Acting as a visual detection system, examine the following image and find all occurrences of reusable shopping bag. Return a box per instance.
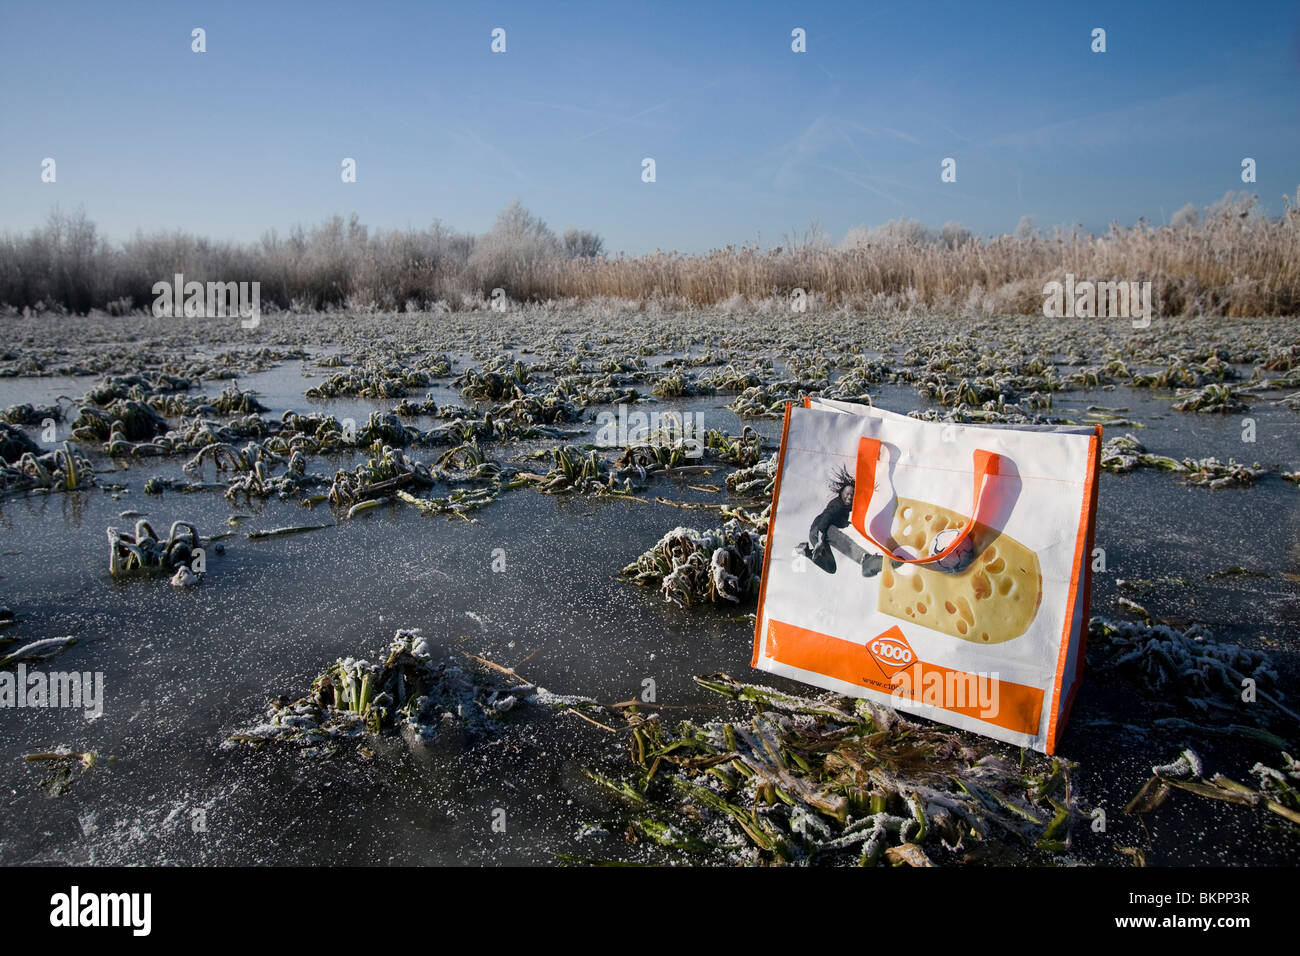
[751,397,1101,753]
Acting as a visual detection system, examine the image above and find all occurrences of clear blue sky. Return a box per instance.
[1,0,1297,253]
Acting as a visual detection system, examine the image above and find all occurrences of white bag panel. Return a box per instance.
[755,401,1098,752]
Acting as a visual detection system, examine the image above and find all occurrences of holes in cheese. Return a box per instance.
[955,596,973,624]
[875,496,1042,643]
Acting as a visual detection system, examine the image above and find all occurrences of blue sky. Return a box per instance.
[1,0,1297,253]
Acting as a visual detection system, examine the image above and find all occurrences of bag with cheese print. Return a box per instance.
[750,397,1101,754]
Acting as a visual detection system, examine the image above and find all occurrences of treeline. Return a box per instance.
[2,191,1297,317]
[0,201,603,315]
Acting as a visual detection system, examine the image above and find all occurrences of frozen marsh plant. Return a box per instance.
[3,190,1298,316]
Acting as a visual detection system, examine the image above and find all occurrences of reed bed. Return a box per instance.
[2,190,1297,317]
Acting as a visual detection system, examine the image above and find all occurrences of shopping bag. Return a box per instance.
[751,397,1101,753]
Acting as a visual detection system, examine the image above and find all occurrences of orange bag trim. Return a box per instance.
[850,438,1001,566]
[750,401,794,667]
[764,619,1044,736]
[1044,427,1101,753]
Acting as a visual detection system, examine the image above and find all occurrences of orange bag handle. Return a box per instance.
[849,436,1002,565]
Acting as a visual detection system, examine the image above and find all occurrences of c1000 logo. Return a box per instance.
[870,637,914,665]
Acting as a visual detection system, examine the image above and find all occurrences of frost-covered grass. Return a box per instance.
[5,190,1299,316]
[591,675,1078,866]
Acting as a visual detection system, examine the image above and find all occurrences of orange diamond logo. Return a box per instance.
[866,626,917,677]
